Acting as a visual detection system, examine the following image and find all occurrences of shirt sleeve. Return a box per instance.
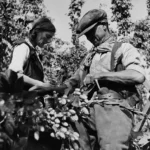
[120,43,145,76]
[9,44,30,73]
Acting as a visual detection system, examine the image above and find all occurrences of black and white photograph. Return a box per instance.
[0,0,150,150]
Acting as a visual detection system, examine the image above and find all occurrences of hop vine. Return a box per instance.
[111,0,133,36]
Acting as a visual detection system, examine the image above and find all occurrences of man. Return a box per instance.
[30,9,145,150]
[63,9,145,150]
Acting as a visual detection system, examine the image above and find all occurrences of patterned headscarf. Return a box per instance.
[30,16,56,33]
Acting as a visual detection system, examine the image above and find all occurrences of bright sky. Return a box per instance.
[44,0,147,44]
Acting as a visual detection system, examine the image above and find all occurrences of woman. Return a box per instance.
[9,16,62,150]
[9,16,55,90]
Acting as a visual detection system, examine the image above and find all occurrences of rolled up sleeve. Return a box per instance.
[121,43,145,76]
[9,44,30,73]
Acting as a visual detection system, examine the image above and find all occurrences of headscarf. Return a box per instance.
[30,16,56,33]
[83,35,116,68]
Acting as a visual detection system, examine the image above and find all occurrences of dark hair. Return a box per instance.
[29,16,56,41]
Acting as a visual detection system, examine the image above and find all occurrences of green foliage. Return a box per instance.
[111,0,133,36]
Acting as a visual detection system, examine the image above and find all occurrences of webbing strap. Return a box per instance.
[111,41,122,71]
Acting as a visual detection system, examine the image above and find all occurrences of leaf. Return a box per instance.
[4,114,15,136]
[5,122,14,136]
[0,72,10,93]
[5,69,18,91]
[52,125,57,132]
[81,107,89,115]
[13,137,28,150]
[34,131,39,141]
[0,93,11,101]
[13,76,24,93]
[50,132,55,138]
[40,126,45,132]
[70,115,78,122]
[22,91,38,104]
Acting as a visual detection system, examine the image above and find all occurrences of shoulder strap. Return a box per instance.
[111,41,122,71]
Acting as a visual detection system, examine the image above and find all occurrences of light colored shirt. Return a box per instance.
[9,39,43,73]
[66,40,146,88]
[90,43,145,76]
[9,43,30,73]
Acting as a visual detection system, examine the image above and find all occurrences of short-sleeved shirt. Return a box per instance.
[90,42,145,77]
[66,36,145,88]
[9,39,43,74]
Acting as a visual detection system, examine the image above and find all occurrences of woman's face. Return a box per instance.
[36,31,54,48]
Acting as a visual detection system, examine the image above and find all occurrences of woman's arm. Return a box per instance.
[9,43,44,88]
[17,73,43,87]
[29,83,67,95]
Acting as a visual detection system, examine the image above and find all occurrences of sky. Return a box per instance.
[44,0,147,45]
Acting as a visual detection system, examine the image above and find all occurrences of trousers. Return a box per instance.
[76,101,133,150]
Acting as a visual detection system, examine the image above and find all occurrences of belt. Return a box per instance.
[97,92,123,100]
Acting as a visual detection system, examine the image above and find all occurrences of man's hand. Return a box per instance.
[84,70,145,86]
[64,83,74,96]
[83,74,95,85]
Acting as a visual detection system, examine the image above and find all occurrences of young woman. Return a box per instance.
[9,16,55,90]
[9,17,62,150]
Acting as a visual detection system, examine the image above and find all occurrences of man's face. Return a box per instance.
[85,24,106,46]
[36,31,54,48]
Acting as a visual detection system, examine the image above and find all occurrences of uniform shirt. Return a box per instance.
[9,39,43,74]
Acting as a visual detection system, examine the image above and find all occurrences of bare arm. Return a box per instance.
[95,69,145,85]
[29,68,81,95]
[9,43,44,88]
[17,73,43,87]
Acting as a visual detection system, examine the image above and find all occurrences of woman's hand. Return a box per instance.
[29,82,52,95]
[29,83,67,96]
